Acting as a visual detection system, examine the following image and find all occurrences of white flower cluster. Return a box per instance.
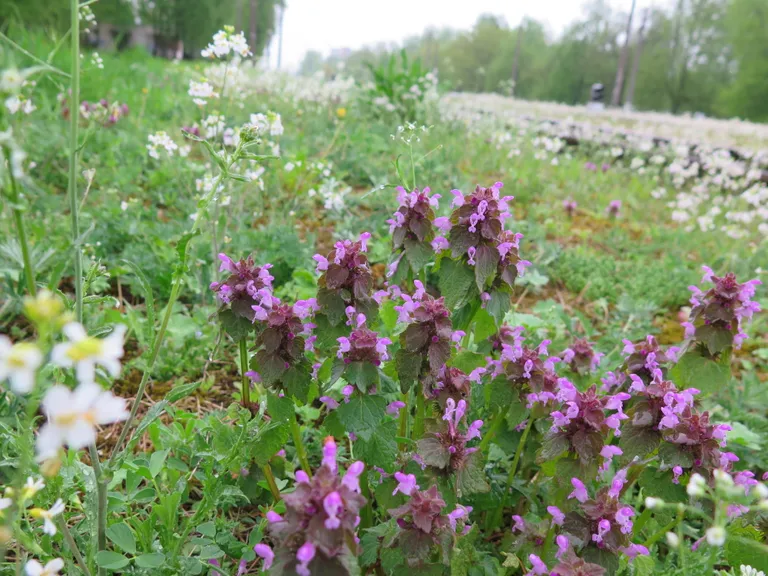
[91,52,104,70]
[147,131,179,159]
[188,79,219,106]
[305,161,349,211]
[2,68,37,115]
[241,70,356,106]
[390,121,430,146]
[201,27,251,59]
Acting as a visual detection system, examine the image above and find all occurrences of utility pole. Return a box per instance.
[624,8,649,110]
[611,0,637,107]
[249,0,258,65]
[511,22,523,93]
[276,2,284,69]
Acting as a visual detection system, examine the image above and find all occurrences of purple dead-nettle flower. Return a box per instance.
[620,335,678,385]
[392,471,419,496]
[600,371,626,392]
[416,399,483,475]
[585,162,597,172]
[335,314,391,366]
[387,484,469,560]
[684,266,762,353]
[599,445,623,476]
[447,504,473,534]
[546,385,629,465]
[548,505,565,526]
[430,365,472,406]
[563,474,638,557]
[396,290,453,391]
[210,253,274,320]
[387,186,441,277]
[387,400,406,415]
[526,554,549,575]
[252,301,314,398]
[561,338,603,375]
[672,465,683,484]
[606,200,621,218]
[265,437,365,574]
[601,163,610,172]
[563,198,578,217]
[489,324,525,353]
[552,548,607,575]
[660,409,734,473]
[446,183,527,292]
[315,232,377,327]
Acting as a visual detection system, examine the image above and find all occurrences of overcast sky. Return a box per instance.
[267,0,658,70]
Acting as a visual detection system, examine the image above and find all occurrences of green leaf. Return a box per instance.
[105,523,136,555]
[456,452,490,497]
[630,554,655,576]
[417,437,450,468]
[669,350,731,396]
[283,364,312,402]
[336,395,387,442]
[619,424,661,461]
[120,259,155,345]
[96,551,131,570]
[360,531,381,567]
[379,299,398,331]
[135,553,165,569]
[198,544,225,560]
[266,392,294,423]
[127,401,168,450]
[217,308,253,341]
[403,237,434,272]
[173,229,201,277]
[485,290,511,327]
[726,527,768,572]
[439,258,475,310]
[196,521,216,538]
[395,349,422,392]
[165,380,202,403]
[355,420,398,471]
[345,361,380,392]
[487,377,515,411]
[637,468,687,503]
[451,351,486,374]
[473,245,498,291]
[149,449,169,479]
[253,421,290,466]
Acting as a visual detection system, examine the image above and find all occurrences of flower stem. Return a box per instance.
[398,392,409,449]
[262,464,281,501]
[59,517,92,576]
[676,505,687,572]
[488,417,534,531]
[238,338,251,407]
[413,392,425,440]
[89,444,107,576]
[4,148,35,295]
[68,0,82,323]
[290,414,311,477]
[478,406,511,453]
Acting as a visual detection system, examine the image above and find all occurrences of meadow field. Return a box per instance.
[0,16,767,576]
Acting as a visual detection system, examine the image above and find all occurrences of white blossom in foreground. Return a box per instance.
[30,499,65,535]
[741,565,766,576]
[146,131,178,159]
[0,336,43,394]
[37,382,129,459]
[22,477,45,499]
[0,497,11,514]
[201,27,251,59]
[51,323,125,384]
[25,559,64,576]
[188,80,219,106]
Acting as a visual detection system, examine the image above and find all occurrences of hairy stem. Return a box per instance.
[4,148,35,295]
[88,444,107,575]
[262,464,281,501]
[488,417,535,530]
[290,415,312,477]
[413,391,425,440]
[478,406,512,453]
[69,0,82,323]
[59,517,92,576]
[238,338,251,407]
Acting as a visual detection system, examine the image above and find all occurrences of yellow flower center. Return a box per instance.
[65,338,103,362]
[54,409,97,427]
[8,343,37,368]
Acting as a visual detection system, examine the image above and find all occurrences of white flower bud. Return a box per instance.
[687,473,707,497]
[706,526,726,546]
[752,483,768,500]
[666,532,680,548]
[714,469,734,488]
[645,497,664,509]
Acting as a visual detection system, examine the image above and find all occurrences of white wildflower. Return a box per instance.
[30,499,65,535]
[284,162,295,172]
[644,497,664,509]
[5,96,21,114]
[188,80,219,106]
[269,113,284,137]
[0,336,43,394]
[146,131,178,159]
[665,532,679,548]
[120,201,128,211]
[687,473,707,497]
[741,565,766,576]
[25,559,64,576]
[36,382,129,459]
[705,526,726,546]
[51,323,125,384]
[0,68,23,92]
[91,52,104,69]
[22,477,45,499]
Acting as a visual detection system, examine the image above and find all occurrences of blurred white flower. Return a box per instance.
[51,323,125,384]
[705,526,726,546]
[741,565,766,576]
[146,131,178,159]
[25,558,64,576]
[0,336,43,394]
[30,499,65,535]
[22,477,45,499]
[36,382,129,459]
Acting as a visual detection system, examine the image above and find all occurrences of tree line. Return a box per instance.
[300,0,768,122]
